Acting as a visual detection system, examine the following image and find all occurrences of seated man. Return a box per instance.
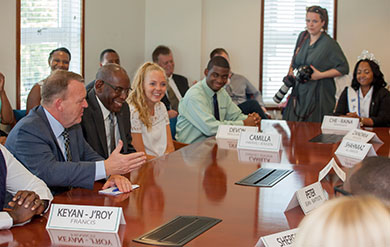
[210,48,269,119]
[176,56,260,144]
[6,70,146,195]
[0,144,53,230]
[343,156,390,205]
[86,48,121,91]
[152,45,189,119]
[81,64,135,158]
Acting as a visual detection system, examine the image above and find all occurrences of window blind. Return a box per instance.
[262,0,334,105]
[20,0,82,109]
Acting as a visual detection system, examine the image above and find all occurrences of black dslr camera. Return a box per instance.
[273,65,313,103]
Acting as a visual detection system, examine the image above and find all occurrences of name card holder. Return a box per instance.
[343,129,383,144]
[321,115,359,135]
[286,182,327,215]
[237,132,281,152]
[318,158,346,182]
[255,228,298,247]
[335,139,377,160]
[216,125,258,140]
[46,204,126,233]
[335,154,362,168]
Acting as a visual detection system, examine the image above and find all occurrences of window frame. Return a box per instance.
[16,0,85,109]
[259,0,338,106]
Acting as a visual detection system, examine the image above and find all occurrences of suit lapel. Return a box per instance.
[116,109,127,153]
[88,90,109,157]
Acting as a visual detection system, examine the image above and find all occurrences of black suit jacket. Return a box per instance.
[81,89,135,159]
[162,73,189,110]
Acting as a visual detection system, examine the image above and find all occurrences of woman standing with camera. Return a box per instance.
[282,6,349,122]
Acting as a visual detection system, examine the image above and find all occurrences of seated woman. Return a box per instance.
[26,47,71,114]
[295,196,390,247]
[334,50,390,127]
[127,62,174,159]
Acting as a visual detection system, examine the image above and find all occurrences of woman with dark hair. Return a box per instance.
[26,47,71,114]
[282,6,349,122]
[334,51,390,127]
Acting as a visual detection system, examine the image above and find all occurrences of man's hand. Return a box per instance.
[243,113,261,127]
[102,175,133,193]
[7,191,45,225]
[168,110,178,119]
[104,140,146,176]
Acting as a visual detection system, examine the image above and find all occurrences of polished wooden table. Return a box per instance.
[4,121,390,246]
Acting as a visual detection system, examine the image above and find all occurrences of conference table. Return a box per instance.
[4,120,390,246]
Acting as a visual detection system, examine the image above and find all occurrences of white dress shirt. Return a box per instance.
[0,145,53,230]
[358,87,373,118]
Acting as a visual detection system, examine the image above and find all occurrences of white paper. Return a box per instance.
[287,182,327,215]
[321,115,359,134]
[98,185,139,195]
[343,129,383,144]
[237,132,281,152]
[335,139,376,160]
[216,125,258,140]
[318,158,345,182]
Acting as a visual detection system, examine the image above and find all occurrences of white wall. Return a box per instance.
[84,0,146,83]
[338,0,390,80]
[0,1,17,107]
[1,0,389,108]
[144,0,202,83]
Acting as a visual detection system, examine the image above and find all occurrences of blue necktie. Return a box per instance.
[213,94,220,121]
[0,150,7,208]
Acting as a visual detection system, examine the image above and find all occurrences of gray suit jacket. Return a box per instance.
[81,89,135,159]
[5,106,102,194]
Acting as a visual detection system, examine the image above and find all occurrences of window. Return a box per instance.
[261,0,335,105]
[18,0,83,109]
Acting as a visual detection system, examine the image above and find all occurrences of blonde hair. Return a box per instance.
[127,62,166,130]
[294,196,390,247]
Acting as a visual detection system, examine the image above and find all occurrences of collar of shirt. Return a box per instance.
[201,78,221,99]
[96,95,111,121]
[43,108,65,139]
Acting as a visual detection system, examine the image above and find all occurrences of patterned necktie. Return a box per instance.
[167,85,180,111]
[109,113,116,153]
[0,150,6,208]
[62,129,72,161]
[213,94,220,121]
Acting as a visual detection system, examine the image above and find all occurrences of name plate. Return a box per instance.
[46,204,126,233]
[335,139,376,160]
[286,182,327,215]
[255,228,298,247]
[216,138,238,150]
[343,129,383,144]
[318,158,345,182]
[238,149,281,163]
[336,154,362,168]
[216,125,258,140]
[237,132,281,152]
[321,115,359,134]
[47,229,121,247]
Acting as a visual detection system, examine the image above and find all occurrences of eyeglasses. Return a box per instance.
[334,184,352,197]
[102,80,130,96]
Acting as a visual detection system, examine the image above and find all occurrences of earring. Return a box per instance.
[321,28,324,32]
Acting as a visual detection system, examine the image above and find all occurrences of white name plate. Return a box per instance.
[46,204,126,233]
[216,125,258,140]
[335,139,377,160]
[318,158,346,182]
[238,149,281,163]
[343,129,383,144]
[237,132,281,152]
[286,182,327,215]
[321,115,359,134]
[47,229,121,247]
[216,138,238,150]
[336,154,362,168]
[255,228,298,247]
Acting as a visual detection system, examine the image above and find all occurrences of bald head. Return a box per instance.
[94,64,130,113]
[346,156,390,205]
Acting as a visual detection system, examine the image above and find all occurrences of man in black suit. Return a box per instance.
[152,45,189,119]
[81,64,135,159]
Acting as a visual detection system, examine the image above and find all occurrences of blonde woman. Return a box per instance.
[127,62,174,159]
[295,196,390,247]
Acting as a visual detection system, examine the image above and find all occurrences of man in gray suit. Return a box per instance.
[81,64,134,159]
[6,70,146,195]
